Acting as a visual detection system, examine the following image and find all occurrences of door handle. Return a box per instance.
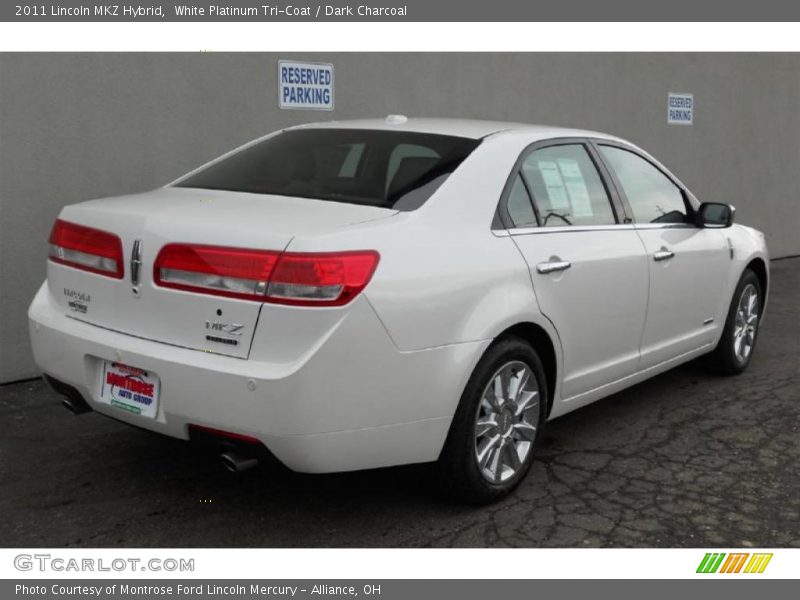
[536,260,572,274]
[653,248,675,262]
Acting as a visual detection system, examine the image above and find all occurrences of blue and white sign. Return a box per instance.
[278,60,334,111]
[667,92,694,125]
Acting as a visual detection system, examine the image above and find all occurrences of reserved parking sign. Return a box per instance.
[278,60,334,111]
[668,92,694,125]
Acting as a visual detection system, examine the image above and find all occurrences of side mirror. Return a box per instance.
[696,202,735,228]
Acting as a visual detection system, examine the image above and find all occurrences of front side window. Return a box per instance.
[599,145,689,224]
[177,129,481,211]
[521,144,616,227]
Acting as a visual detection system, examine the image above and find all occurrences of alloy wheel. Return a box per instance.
[733,283,759,363]
[473,360,540,483]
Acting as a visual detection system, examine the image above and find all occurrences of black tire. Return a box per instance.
[436,336,547,504]
[707,269,762,375]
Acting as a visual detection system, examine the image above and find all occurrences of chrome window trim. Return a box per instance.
[501,222,696,236]
[634,223,696,230]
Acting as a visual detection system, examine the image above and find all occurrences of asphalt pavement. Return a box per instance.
[1,258,798,548]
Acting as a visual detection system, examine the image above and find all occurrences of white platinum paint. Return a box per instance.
[28,119,769,473]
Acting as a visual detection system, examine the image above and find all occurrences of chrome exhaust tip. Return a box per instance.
[62,397,91,415]
[219,451,259,473]
[44,375,92,415]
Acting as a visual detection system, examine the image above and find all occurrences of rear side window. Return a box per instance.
[176,129,480,211]
[599,145,689,224]
[506,174,538,228]
[521,144,616,227]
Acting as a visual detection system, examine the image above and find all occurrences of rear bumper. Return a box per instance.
[28,283,488,473]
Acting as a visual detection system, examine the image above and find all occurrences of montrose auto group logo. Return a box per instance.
[104,363,155,414]
[696,552,773,574]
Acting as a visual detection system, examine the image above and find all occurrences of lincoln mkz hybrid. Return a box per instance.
[29,117,769,501]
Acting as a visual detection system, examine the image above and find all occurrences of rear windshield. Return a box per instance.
[176,128,481,211]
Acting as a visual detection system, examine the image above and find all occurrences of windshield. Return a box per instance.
[176,128,481,211]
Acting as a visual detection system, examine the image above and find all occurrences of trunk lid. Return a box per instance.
[48,187,395,358]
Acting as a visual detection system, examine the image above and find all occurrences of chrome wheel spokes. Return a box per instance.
[474,361,540,483]
[733,283,759,363]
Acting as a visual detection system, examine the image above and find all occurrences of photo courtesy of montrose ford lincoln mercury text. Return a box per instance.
[28,117,769,502]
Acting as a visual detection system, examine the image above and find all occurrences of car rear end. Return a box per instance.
[28,125,486,473]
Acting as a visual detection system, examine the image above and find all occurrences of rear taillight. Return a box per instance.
[153,244,280,302]
[153,245,379,307]
[48,219,124,279]
[268,251,380,306]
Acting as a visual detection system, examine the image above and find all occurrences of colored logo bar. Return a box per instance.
[697,552,773,574]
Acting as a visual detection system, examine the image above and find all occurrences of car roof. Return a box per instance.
[287,116,623,142]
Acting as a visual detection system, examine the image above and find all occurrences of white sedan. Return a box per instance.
[28,117,769,502]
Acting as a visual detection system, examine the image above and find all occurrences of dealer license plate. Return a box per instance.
[98,361,160,419]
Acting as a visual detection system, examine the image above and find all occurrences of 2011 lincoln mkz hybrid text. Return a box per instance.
[28,117,769,502]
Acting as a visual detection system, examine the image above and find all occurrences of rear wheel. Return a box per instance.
[436,337,546,504]
[707,269,762,375]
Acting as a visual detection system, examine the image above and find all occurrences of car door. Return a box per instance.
[594,142,730,369]
[500,140,650,400]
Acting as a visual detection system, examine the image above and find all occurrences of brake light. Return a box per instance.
[153,244,280,301]
[268,251,380,306]
[48,219,124,279]
[153,245,379,306]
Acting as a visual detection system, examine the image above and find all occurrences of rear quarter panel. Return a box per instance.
[278,133,567,419]
[283,133,558,353]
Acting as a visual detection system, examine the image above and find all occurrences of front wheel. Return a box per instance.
[707,269,762,375]
[436,337,547,504]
